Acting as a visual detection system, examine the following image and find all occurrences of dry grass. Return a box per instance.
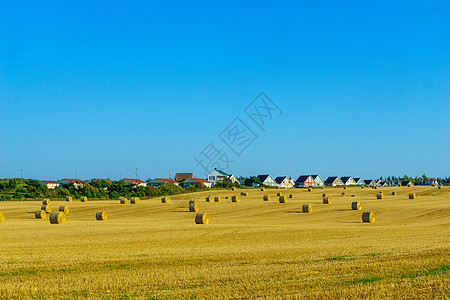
[0,186,449,299]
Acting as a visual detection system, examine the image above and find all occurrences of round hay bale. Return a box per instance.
[231,195,240,202]
[66,196,72,202]
[232,187,236,191]
[59,206,69,214]
[189,203,199,212]
[279,196,287,203]
[322,193,327,197]
[343,186,347,190]
[323,196,331,204]
[409,193,416,199]
[195,212,209,224]
[321,186,324,189]
[35,210,46,219]
[277,192,282,197]
[81,196,88,202]
[276,186,280,189]
[189,199,198,205]
[289,194,294,199]
[120,197,128,204]
[241,192,248,196]
[263,194,270,201]
[206,196,212,202]
[438,186,442,189]
[407,184,411,187]
[352,201,362,210]
[42,199,51,205]
[302,204,312,213]
[0,212,4,224]
[351,194,356,197]
[41,205,52,213]
[308,188,312,192]
[49,212,65,224]
[361,186,364,189]
[376,192,383,199]
[373,186,378,189]
[362,211,375,223]
[392,191,397,196]
[261,187,265,191]
[96,211,107,221]
[130,197,140,204]
[214,196,221,202]
[161,197,170,203]
[341,192,346,196]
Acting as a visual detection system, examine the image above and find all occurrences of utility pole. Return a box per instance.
[135,168,138,179]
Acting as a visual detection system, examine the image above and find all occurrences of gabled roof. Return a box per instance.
[364,180,374,184]
[311,175,321,180]
[61,178,81,183]
[341,176,353,184]
[175,173,194,181]
[93,178,112,183]
[42,180,57,184]
[275,176,289,184]
[124,178,146,184]
[257,175,271,182]
[325,176,339,183]
[353,177,362,182]
[156,178,177,183]
[216,170,229,176]
[193,178,211,184]
[295,175,312,183]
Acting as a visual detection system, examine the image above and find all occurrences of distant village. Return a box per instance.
[39,168,440,190]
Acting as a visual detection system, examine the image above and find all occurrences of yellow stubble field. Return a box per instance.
[0,186,449,299]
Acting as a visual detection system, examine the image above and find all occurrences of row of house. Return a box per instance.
[40,173,440,190]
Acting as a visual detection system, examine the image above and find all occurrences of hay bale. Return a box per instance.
[289,194,294,198]
[279,196,287,203]
[261,187,265,191]
[35,210,46,219]
[231,195,240,202]
[373,186,378,190]
[361,186,364,189]
[341,192,346,196]
[241,192,248,196]
[42,199,51,205]
[320,186,324,189]
[438,186,442,189]
[276,186,280,189]
[189,203,199,212]
[392,191,397,196]
[66,196,72,202]
[322,193,327,197]
[362,211,375,223]
[189,199,198,205]
[41,205,52,213]
[120,197,128,204]
[263,195,270,201]
[206,196,212,202]
[302,204,312,213]
[407,184,411,187]
[195,212,209,224]
[130,197,140,204]
[376,192,383,199]
[96,211,107,221]
[81,196,88,202]
[351,194,356,197]
[59,206,69,214]
[308,188,312,192]
[161,197,170,203]
[323,196,331,204]
[49,212,65,224]
[352,201,362,210]
[232,187,236,191]
[214,196,221,202]
[343,186,347,190]
[277,192,282,197]
[0,212,3,224]
[409,193,416,199]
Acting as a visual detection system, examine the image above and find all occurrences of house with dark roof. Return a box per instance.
[180,178,212,188]
[324,176,343,186]
[363,180,375,186]
[207,169,239,186]
[341,176,356,185]
[175,173,194,182]
[311,175,324,187]
[257,174,277,186]
[401,180,414,187]
[421,178,438,186]
[275,176,295,188]
[124,178,147,187]
[295,175,316,188]
[353,178,364,185]
[377,181,389,187]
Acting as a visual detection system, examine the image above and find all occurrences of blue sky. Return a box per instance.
[0,0,449,181]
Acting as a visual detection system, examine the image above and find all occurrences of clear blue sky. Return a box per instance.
[1,1,449,181]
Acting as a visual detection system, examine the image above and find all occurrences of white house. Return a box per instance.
[257,174,277,186]
[311,175,324,187]
[341,176,356,185]
[207,169,239,186]
[124,178,147,187]
[353,178,365,185]
[40,180,60,189]
[275,176,295,188]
